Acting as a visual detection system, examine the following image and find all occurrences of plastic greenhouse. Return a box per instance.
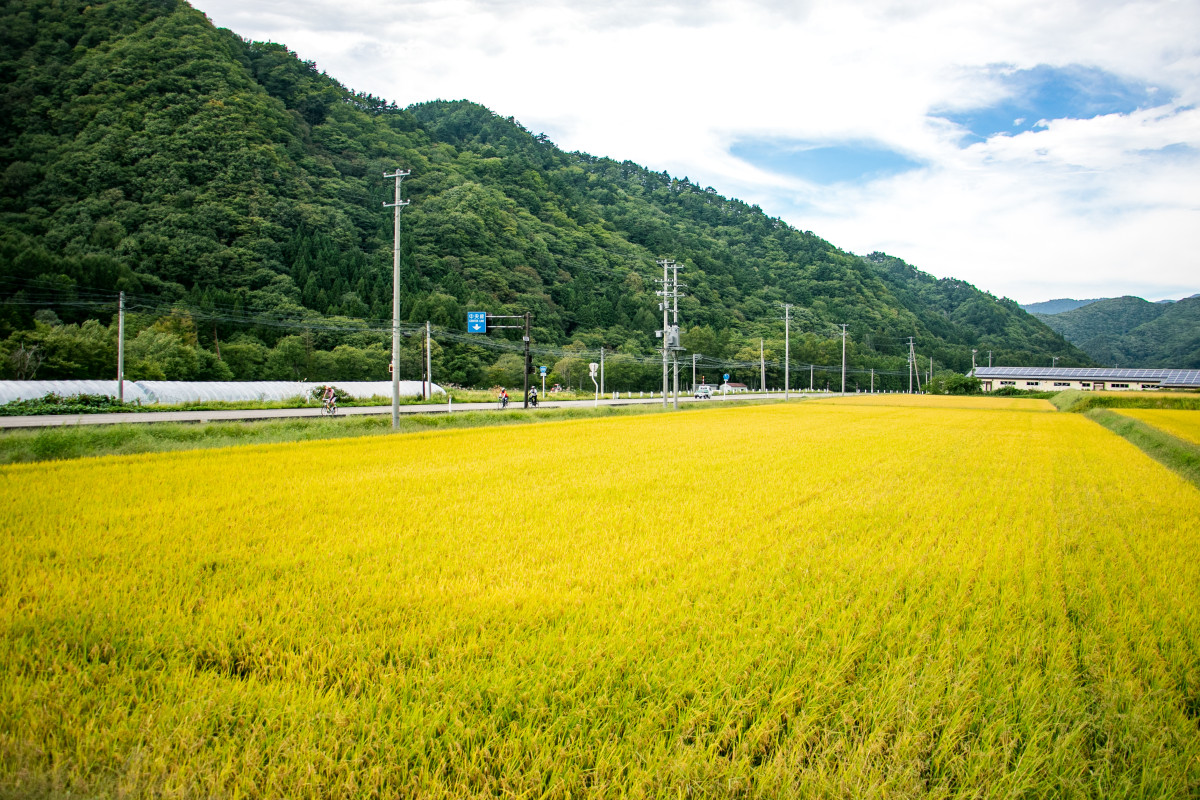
[0,380,443,406]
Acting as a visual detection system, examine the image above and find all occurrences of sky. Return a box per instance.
[189,0,1200,304]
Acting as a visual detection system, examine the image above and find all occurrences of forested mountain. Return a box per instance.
[1034,296,1200,368]
[0,0,1089,391]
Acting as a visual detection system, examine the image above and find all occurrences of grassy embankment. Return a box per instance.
[1051,390,1200,489]
[0,388,594,416]
[0,400,734,465]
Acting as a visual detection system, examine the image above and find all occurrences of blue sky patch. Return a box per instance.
[730,139,924,184]
[937,64,1170,142]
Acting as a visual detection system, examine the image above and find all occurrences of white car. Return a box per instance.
[694,385,714,399]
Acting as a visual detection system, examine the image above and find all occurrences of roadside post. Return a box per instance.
[590,362,599,407]
[540,365,547,396]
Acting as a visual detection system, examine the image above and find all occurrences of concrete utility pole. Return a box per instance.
[988,351,993,367]
[657,259,671,408]
[760,338,766,392]
[781,303,792,400]
[810,363,814,392]
[929,356,933,386]
[117,290,125,403]
[839,324,849,394]
[971,349,977,371]
[907,337,915,393]
[383,168,410,430]
[870,367,874,393]
[425,321,433,400]
[523,312,531,409]
[906,337,922,393]
[599,346,605,396]
[673,260,680,410]
[692,353,700,391]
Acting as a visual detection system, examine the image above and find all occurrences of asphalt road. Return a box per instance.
[0,392,825,429]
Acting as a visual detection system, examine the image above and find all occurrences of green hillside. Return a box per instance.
[1035,296,1200,368]
[0,0,1089,391]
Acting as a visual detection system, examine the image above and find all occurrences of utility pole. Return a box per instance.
[971,348,977,371]
[870,368,874,393]
[523,312,531,409]
[1052,356,1060,367]
[760,338,765,392]
[692,353,699,391]
[117,291,125,403]
[673,260,680,410]
[383,167,410,430]
[988,350,993,367]
[929,356,932,386]
[810,364,814,392]
[906,337,923,393]
[599,346,605,395]
[781,303,791,400]
[907,337,915,393]
[839,324,849,394]
[654,258,684,409]
[425,321,433,400]
[657,259,670,408]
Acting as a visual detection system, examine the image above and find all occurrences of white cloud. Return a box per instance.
[191,0,1200,301]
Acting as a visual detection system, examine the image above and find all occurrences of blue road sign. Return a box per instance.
[540,366,548,375]
[723,373,730,381]
[467,311,486,334]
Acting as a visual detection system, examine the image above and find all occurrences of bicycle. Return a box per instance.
[321,397,338,416]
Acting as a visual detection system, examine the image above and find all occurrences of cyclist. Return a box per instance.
[528,386,538,407]
[322,384,337,414]
[498,388,509,409]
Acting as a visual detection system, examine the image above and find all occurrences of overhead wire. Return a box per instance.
[1,277,932,377]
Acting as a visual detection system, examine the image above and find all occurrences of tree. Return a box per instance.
[7,343,44,380]
[484,354,525,388]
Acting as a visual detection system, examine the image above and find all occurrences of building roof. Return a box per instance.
[973,367,1200,388]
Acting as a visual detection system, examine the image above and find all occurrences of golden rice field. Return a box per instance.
[3,398,1200,798]
[1116,408,1200,446]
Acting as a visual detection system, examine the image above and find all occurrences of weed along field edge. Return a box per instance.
[3,399,1200,797]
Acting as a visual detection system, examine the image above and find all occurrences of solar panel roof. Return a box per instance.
[973,367,1200,387]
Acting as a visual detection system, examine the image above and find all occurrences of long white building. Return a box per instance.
[972,367,1200,392]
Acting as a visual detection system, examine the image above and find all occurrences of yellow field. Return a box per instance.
[3,400,1200,798]
[817,393,1056,412]
[1116,408,1200,446]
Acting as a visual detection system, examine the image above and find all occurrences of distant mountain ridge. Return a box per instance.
[1033,296,1200,368]
[1020,298,1105,315]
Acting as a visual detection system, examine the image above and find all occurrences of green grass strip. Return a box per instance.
[1053,388,1200,413]
[1086,408,1200,490]
[0,400,771,465]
